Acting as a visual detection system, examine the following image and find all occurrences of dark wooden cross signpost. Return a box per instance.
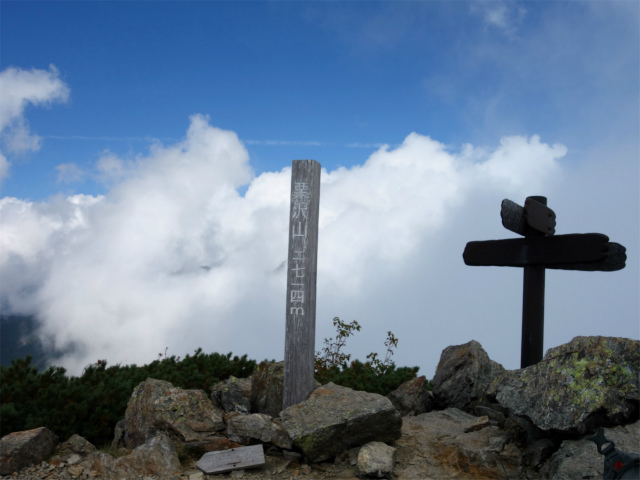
[283,160,321,409]
[463,196,626,368]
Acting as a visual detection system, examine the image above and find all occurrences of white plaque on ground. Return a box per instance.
[196,445,265,474]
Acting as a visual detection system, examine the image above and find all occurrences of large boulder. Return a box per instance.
[211,376,252,414]
[393,408,530,479]
[432,340,505,411]
[279,382,402,462]
[387,376,434,416]
[123,378,225,449]
[0,427,59,475]
[226,413,293,449]
[488,336,640,433]
[250,361,285,417]
[538,420,640,480]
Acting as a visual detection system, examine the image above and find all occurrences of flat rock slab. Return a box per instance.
[196,445,265,474]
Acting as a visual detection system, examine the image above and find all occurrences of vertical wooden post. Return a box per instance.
[283,160,321,409]
[521,196,547,368]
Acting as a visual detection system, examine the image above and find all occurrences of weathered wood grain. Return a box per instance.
[283,160,321,410]
[196,445,265,474]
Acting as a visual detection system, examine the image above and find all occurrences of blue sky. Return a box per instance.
[0,1,638,377]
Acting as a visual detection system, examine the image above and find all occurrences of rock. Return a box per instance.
[227,413,293,449]
[0,427,59,475]
[250,361,285,417]
[111,418,126,449]
[432,340,505,412]
[393,408,530,479]
[387,376,434,416]
[279,382,402,462]
[357,442,396,478]
[464,415,491,433]
[55,433,97,456]
[123,378,225,449]
[185,436,243,454]
[538,420,640,479]
[78,434,181,479]
[489,336,640,433]
[524,438,558,471]
[114,433,182,478]
[211,376,252,414]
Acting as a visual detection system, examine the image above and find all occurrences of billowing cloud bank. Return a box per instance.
[0,114,569,375]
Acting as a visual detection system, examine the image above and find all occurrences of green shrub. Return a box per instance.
[0,350,256,446]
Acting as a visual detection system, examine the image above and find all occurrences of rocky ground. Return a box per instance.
[4,408,634,480]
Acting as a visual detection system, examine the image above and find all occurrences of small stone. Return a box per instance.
[357,442,396,478]
[464,415,490,433]
[188,472,205,480]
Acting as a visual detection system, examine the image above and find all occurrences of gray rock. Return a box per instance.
[114,433,182,478]
[538,421,640,480]
[79,434,181,479]
[432,340,505,411]
[211,376,252,414]
[123,378,225,449]
[387,375,433,416]
[393,408,531,479]
[0,427,59,475]
[55,433,97,457]
[357,442,396,478]
[111,419,126,449]
[226,413,293,449]
[489,336,640,433]
[279,382,402,462]
[250,361,285,417]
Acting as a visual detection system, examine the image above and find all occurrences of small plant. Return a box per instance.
[315,317,361,375]
[314,317,418,395]
[366,330,398,375]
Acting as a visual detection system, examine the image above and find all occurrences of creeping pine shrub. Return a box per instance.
[314,317,419,395]
[0,349,256,446]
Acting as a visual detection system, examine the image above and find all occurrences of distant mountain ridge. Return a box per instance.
[0,314,50,369]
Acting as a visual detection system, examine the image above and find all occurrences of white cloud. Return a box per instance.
[0,65,70,182]
[470,1,527,34]
[0,116,573,375]
[56,163,87,184]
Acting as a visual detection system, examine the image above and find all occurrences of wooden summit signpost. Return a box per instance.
[463,196,626,368]
[283,160,321,409]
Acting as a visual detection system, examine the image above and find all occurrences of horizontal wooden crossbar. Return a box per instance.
[463,233,611,268]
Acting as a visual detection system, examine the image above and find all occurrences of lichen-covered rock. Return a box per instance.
[279,382,402,462]
[357,442,396,478]
[250,361,285,417]
[123,378,225,449]
[211,376,252,414]
[538,420,640,479]
[387,376,434,416]
[0,427,59,475]
[432,340,505,411]
[394,408,529,479]
[489,336,640,433]
[226,413,293,449]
